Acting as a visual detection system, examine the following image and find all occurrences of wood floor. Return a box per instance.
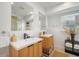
[0,47,78,57]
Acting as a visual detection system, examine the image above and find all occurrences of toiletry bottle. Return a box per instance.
[11,34,16,42]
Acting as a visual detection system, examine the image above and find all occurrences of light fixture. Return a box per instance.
[11,2,14,5]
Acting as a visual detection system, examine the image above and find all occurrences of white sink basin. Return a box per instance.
[10,38,42,50]
[41,34,53,37]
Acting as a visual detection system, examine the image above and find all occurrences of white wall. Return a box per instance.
[0,2,11,48]
[47,15,68,50]
[31,10,41,36]
[26,2,45,15]
[47,9,79,50]
[47,2,79,15]
[0,2,11,32]
[0,2,41,48]
[12,9,41,38]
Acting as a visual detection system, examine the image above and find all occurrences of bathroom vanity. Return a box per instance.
[40,34,54,55]
[9,38,42,57]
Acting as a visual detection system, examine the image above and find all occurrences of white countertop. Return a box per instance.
[41,34,53,37]
[0,36,10,48]
[10,38,42,50]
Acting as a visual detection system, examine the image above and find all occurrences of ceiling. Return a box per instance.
[12,2,79,16]
[12,2,33,17]
[12,2,64,16]
[36,2,64,12]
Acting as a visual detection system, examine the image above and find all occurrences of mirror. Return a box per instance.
[11,16,18,31]
[39,12,46,31]
[11,2,34,31]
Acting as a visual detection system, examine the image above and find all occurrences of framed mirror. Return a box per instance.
[11,2,34,31]
[39,12,46,31]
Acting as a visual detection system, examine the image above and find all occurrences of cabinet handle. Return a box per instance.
[38,41,41,43]
[28,44,33,47]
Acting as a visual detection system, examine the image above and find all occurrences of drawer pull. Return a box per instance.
[38,41,41,43]
[28,44,33,47]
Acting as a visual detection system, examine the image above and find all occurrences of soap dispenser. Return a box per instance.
[10,34,16,42]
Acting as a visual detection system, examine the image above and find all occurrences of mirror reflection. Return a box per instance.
[39,12,46,31]
[11,2,34,31]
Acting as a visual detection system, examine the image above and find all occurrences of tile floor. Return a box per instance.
[0,47,9,57]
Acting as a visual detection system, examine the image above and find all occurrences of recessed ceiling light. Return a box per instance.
[11,2,14,5]
[30,12,33,14]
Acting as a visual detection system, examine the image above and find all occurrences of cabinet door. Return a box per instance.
[28,44,34,57]
[38,41,42,57]
[42,36,54,49]
[19,47,29,57]
[48,36,54,48]
[33,41,42,57]
[42,37,47,48]
[42,37,50,48]
[9,46,18,57]
[33,43,39,57]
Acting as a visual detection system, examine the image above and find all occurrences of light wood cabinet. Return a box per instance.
[33,41,42,57]
[28,44,34,57]
[41,36,54,49]
[9,41,42,57]
[19,47,29,57]
[33,42,39,57]
[9,45,18,57]
[40,36,54,55]
[38,41,42,56]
